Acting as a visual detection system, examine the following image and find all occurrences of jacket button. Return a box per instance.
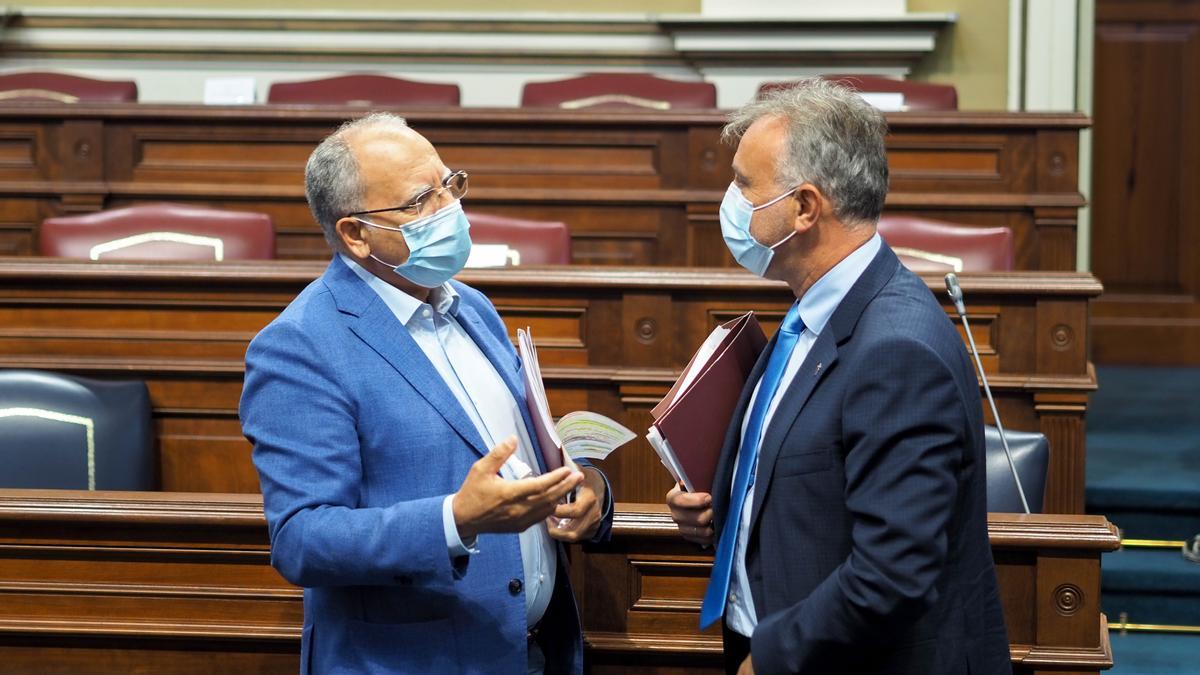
[508,578,523,595]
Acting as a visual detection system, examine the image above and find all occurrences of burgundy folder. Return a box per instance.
[648,312,767,493]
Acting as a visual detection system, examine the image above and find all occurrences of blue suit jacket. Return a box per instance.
[712,244,1009,674]
[240,257,611,674]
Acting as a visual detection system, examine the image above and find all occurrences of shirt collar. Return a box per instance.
[339,253,460,324]
[795,232,881,336]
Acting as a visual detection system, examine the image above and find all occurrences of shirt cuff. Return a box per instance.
[442,494,479,558]
[596,469,614,521]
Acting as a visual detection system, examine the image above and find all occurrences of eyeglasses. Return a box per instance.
[348,170,469,221]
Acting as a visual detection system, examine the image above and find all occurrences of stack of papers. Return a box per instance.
[646,312,767,493]
[517,328,636,473]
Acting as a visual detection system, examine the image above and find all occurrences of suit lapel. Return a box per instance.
[746,333,839,532]
[743,242,902,536]
[324,258,489,459]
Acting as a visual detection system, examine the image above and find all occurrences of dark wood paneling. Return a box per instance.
[1092,0,1200,364]
[0,492,1119,674]
[0,105,1085,269]
[0,258,1101,513]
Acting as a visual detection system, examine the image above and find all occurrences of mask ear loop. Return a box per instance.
[353,217,405,268]
[750,185,801,212]
[757,187,802,250]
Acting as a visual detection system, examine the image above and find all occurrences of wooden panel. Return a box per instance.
[0,492,1120,674]
[1092,2,1200,364]
[0,106,1085,269]
[578,508,1118,674]
[0,126,45,183]
[0,259,1101,513]
[0,197,47,256]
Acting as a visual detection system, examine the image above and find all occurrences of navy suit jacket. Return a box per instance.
[240,256,612,674]
[712,243,1009,674]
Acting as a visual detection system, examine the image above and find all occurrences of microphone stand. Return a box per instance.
[945,272,1031,515]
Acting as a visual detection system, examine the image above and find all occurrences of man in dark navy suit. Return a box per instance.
[666,79,1010,674]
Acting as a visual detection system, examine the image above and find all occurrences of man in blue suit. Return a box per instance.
[240,112,613,674]
[666,80,1010,674]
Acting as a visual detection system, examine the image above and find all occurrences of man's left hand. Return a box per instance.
[737,654,754,675]
[547,467,606,542]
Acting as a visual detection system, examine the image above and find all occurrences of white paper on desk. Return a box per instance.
[857,92,906,111]
[466,244,519,268]
[203,77,256,105]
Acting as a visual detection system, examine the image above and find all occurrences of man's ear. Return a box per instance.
[792,183,823,233]
[336,217,371,258]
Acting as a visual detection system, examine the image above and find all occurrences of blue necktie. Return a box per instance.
[699,301,805,630]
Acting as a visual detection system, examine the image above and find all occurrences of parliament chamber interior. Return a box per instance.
[0,1,1195,673]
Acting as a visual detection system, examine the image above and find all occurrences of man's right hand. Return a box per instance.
[452,437,583,540]
[667,483,714,547]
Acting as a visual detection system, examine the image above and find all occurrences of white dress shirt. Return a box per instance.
[342,255,557,628]
[725,234,882,637]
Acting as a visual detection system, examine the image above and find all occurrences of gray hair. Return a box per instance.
[723,78,889,227]
[305,112,410,247]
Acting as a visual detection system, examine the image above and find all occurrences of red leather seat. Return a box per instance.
[267,74,461,106]
[0,71,138,103]
[467,211,571,265]
[39,203,275,261]
[758,75,958,111]
[877,216,1014,273]
[521,73,717,111]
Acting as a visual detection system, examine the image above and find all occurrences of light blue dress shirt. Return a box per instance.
[725,233,882,637]
[341,255,558,629]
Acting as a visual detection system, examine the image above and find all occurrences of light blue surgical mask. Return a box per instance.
[719,182,799,277]
[355,200,472,288]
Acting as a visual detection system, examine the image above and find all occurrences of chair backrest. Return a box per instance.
[984,425,1049,514]
[521,73,717,111]
[0,370,154,490]
[757,75,958,111]
[0,71,138,103]
[466,211,571,265]
[39,202,276,261]
[267,74,461,106]
[877,216,1014,273]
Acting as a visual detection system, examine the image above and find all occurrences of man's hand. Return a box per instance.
[666,482,714,547]
[548,466,607,543]
[737,654,754,675]
[453,437,583,540]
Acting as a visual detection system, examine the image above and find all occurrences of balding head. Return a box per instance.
[305,112,417,247]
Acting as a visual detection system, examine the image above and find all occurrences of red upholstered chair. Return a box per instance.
[758,75,958,111]
[39,203,275,261]
[0,71,138,103]
[521,73,717,111]
[877,216,1014,273]
[267,74,461,106]
[466,211,571,266]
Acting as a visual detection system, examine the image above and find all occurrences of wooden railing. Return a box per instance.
[0,491,1119,674]
[0,105,1086,269]
[0,258,1102,512]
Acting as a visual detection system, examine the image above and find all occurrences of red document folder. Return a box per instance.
[648,312,767,493]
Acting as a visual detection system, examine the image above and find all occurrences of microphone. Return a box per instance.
[944,273,1031,514]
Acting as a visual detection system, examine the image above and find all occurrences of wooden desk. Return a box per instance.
[0,258,1101,513]
[0,490,1119,674]
[0,105,1085,269]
